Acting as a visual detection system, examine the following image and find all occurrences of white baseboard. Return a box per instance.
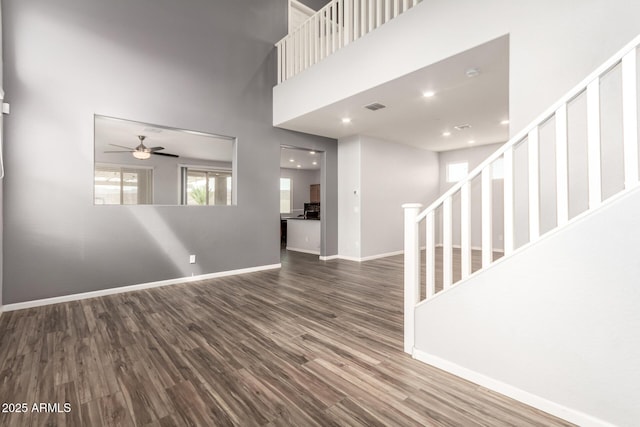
[412,349,614,427]
[286,246,320,255]
[360,250,404,261]
[2,263,282,312]
[319,255,340,261]
[332,250,404,263]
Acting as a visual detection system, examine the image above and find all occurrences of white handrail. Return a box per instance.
[403,32,640,354]
[276,0,423,84]
[415,32,640,223]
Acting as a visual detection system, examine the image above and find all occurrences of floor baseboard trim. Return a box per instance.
[360,250,404,261]
[286,247,320,255]
[2,263,282,312]
[335,250,404,263]
[319,255,340,261]
[412,349,614,427]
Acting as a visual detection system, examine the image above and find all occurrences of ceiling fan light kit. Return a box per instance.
[132,150,151,160]
[104,134,179,160]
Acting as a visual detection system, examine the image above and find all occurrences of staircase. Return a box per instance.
[402,34,640,426]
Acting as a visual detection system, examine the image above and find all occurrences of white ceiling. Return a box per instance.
[280,146,321,170]
[95,116,234,162]
[276,35,510,152]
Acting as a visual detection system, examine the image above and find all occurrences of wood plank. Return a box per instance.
[0,250,574,427]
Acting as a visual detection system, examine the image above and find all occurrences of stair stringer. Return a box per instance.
[413,186,640,427]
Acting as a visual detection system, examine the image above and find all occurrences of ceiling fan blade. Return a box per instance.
[153,152,179,158]
[148,146,165,152]
[109,143,135,150]
[104,150,134,153]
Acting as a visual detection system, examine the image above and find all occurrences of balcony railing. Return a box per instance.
[275,0,422,84]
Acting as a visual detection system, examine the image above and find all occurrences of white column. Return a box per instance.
[403,203,422,354]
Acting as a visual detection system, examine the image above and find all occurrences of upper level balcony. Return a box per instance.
[276,0,423,85]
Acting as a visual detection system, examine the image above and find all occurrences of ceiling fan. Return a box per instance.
[104,135,179,160]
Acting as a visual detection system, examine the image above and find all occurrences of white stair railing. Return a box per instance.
[403,34,640,354]
[276,0,422,84]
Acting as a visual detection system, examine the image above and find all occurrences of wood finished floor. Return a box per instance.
[0,250,573,427]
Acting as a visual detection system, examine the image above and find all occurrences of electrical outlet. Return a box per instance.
[189,254,196,264]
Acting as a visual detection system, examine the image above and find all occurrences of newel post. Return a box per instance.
[402,203,422,355]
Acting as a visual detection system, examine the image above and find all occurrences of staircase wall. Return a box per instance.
[273,0,640,137]
[414,187,640,427]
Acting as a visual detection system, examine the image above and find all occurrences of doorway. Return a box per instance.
[279,145,325,261]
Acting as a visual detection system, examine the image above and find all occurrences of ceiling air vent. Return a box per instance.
[364,102,386,111]
[453,124,472,131]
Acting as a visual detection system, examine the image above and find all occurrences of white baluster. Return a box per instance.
[303,24,308,70]
[343,0,351,45]
[354,0,360,40]
[384,0,391,23]
[528,126,540,242]
[368,0,374,32]
[314,14,319,64]
[503,148,514,255]
[403,203,422,355]
[426,210,435,298]
[555,104,569,227]
[403,0,409,12]
[277,43,282,83]
[361,0,367,37]
[376,0,382,27]
[338,0,343,48]
[443,197,453,289]
[331,3,337,53]
[460,181,471,279]
[481,168,492,267]
[394,0,399,17]
[622,50,639,188]
[587,79,602,208]
[324,10,330,57]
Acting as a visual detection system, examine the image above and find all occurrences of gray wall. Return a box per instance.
[280,167,320,215]
[2,0,337,304]
[338,135,439,259]
[415,187,640,427]
[360,136,439,258]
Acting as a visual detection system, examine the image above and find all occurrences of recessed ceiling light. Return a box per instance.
[309,151,316,154]
[423,91,435,98]
[297,165,301,168]
[289,158,295,162]
[468,140,476,144]
[500,119,510,125]
[312,161,317,165]
[342,118,352,124]
[442,131,451,137]
[466,68,481,78]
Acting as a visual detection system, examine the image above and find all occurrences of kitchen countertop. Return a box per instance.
[284,217,320,220]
